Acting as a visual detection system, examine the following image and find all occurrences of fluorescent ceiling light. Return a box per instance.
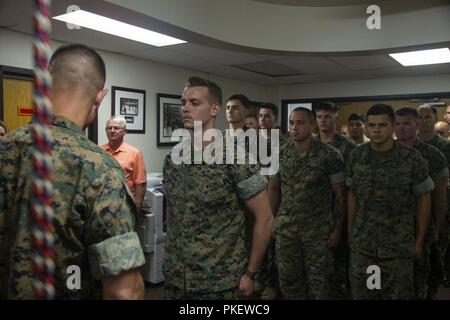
[389,48,450,66]
[53,10,186,47]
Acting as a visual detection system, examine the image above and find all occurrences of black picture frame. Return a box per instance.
[112,86,146,134]
[157,93,183,146]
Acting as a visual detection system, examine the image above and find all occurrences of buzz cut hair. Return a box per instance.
[367,103,395,123]
[417,103,438,116]
[184,76,222,105]
[395,107,419,118]
[226,94,251,109]
[290,107,314,121]
[312,101,338,117]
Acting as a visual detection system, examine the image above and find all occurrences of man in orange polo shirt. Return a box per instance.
[102,116,147,213]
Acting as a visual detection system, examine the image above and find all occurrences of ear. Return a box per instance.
[210,103,221,117]
[95,88,108,107]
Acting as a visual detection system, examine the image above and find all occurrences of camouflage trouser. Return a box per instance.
[253,238,281,300]
[413,244,431,300]
[428,218,449,293]
[442,218,450,282]
[350,251,414,300]
[164,284,245,300]
[275,232,333,299]
[329,241,351,300]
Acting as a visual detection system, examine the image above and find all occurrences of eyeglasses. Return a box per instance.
[106,126,124,131]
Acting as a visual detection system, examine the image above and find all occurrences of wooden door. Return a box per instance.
[2,77,33,131]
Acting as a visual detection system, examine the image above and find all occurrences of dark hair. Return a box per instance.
[312,101,338,116]
[0,120,7,133]
[184,76,222,105]
[367,104,395,123]
[395,107,418,118]
[50,43,106,88]
[290,107,314,121]
[348,113,366,123]
[417,104,438,116]
[259,103,279,118]
[226,94,250,109]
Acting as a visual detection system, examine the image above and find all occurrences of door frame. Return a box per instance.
[0,65,98,143]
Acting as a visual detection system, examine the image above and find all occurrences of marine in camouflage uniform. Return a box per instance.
[162,134,269,299]
[411,140,448,299]
[346,141,434,299]
[327,133,355,299]
[0,115,145,299]
[271,136,346,299]
[420,134,450,297]
[253,131,288,300]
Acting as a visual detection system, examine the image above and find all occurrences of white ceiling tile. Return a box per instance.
[125,47,219,69]
[198,65,265,80]
[167,43,265,65]
[275,56,348,74]
[327,55,401,70]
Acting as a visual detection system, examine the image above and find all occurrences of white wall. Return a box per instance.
[0,29,269,173]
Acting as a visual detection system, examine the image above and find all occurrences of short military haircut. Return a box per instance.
[348,113,366,123]
[184,76,222,105]
[418,103,438,116]
[312,101,338,116]
[49,44,106,95]
[291,107,314,121]
[395,107,418,118]
[106,116,127,130]
[259,103,279,118]
[226,94,250,109]
[367,103,395,123]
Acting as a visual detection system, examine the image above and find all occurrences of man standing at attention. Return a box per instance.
[395,107,448,299]
[0,44,145,299]
[313,101,354,299]
[347,104,433,299]
[102,116,147,213]
[162,76,273,299]
[418,104,450,299]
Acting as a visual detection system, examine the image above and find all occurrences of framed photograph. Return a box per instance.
[112,86,146,134]
[157,93,183,146]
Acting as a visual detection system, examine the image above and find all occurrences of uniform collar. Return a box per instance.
[50,115,84,136]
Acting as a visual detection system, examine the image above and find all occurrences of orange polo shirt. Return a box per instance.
[101,141,147,194]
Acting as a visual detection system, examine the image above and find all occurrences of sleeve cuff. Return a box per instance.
[88,232,145,280]
[329,172,346,185]
[433,168,449,181]
[413,176,435,196]
[236,173,268,199]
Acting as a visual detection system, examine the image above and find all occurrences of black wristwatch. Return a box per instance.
[245,269,257,280]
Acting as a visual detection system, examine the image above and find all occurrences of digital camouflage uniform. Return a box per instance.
[162,137,267,299]
[273,137,345,299]
[411,140,448,299]
[0,115,145,299]
[327,133,355,299]
[346,142,434,299]
[252,131,289,300]
[422,135,450,295]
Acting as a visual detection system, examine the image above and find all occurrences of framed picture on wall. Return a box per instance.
[157,93,183,146]
[112,86,146,134]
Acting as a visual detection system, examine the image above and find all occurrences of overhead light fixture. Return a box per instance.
[389,48,450,66]
[53,10,186,47]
